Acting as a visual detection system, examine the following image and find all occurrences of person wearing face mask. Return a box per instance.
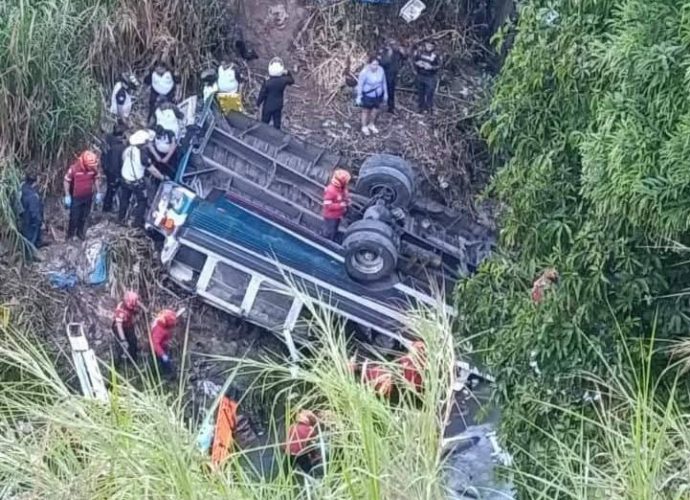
[355,53,387,136]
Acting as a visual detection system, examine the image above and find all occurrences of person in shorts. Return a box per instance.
[356,53,388,136]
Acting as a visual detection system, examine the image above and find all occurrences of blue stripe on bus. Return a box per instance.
[184,196,414,309]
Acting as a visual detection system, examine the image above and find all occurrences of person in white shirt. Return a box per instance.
[119,130,166,227]
[144,62,180,121]
[216,60,243,115]
[151,100,183,141]
[109,73,139,119]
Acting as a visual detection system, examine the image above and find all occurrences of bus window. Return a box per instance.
[170,245,207,288]
[206,261,251,307]
[249,284,293,330]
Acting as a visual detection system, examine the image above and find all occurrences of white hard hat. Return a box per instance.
[129,129,155,146]
[268,57,285,77]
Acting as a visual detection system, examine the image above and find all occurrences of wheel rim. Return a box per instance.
[370,183,397,203]
[352,249,385,275]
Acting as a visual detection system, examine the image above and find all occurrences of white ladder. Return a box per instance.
[66,323,109,402]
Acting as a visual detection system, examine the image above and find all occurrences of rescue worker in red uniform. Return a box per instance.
[63,150,103,240]
[531,268,559,304]
[151,309,177,374]
[285,409,321,473]
[322,169,351,241]
[112,290,140,365]
[348,357,394,398]
[397,341,426,393]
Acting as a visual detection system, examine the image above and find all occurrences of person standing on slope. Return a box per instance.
[257,57,295,130]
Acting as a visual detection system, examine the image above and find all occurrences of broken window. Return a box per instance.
[248,283,293,330]
[206,262,251,307]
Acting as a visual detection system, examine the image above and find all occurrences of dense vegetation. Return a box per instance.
[459,0,690,496]
[0,304,457,499]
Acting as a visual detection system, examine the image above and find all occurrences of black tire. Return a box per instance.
[344,219,396,239]
[357,154,415,208]
[343,225,398,283]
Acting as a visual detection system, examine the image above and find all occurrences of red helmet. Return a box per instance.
[331,169,351,188]
[157,309,177,328]
[80,150,99,170]
[123,290,139,310]
[296,410,317,426]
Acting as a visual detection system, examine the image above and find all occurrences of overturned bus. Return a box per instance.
[145,99,494,359]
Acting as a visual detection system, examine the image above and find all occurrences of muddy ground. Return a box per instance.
[1,0,497,475]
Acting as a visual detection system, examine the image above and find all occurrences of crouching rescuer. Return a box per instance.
[151,309,178,374]
[112,290,140,365]
[322,169,351,241]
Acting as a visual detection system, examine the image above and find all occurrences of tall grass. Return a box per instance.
[0,0,237,172]
[0,298,458,499]
[512,337,690,500]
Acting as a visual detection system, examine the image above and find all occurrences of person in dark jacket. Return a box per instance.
[102,122,128,213]
[413,41,441,113]
[379,39,406,114]
[20,174,44,253]
[257,57,295,130]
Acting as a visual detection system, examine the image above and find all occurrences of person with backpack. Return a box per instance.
[257,57,295,130]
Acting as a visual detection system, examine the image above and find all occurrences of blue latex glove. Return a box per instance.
[95,192,104,205]
[63,195,72,208]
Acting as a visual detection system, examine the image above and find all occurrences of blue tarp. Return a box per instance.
[87,246,108,285]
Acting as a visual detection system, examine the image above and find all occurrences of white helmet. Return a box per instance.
[129,129,155,146]
[268,57,285,77]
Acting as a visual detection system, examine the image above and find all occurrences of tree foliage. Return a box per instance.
[458,0,690,495]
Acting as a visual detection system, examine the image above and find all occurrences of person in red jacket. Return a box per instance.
[285,409,321,473]
[151,308,177,374]
[531,268,559,304]
[63,150,103,241]
[348,357,394,398]
[112,290,140,365]
[322,169,351,241]
[397,341,426,393]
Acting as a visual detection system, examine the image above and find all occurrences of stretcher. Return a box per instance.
[211,396,239,467]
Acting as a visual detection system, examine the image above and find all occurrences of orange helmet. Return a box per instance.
[374,373,393,398]
[80,150,99,170]
[331,169,352,188]
[157,309,177,328]
[123,290,139,310]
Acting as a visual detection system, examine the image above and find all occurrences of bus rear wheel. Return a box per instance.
[343,220,398,283]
